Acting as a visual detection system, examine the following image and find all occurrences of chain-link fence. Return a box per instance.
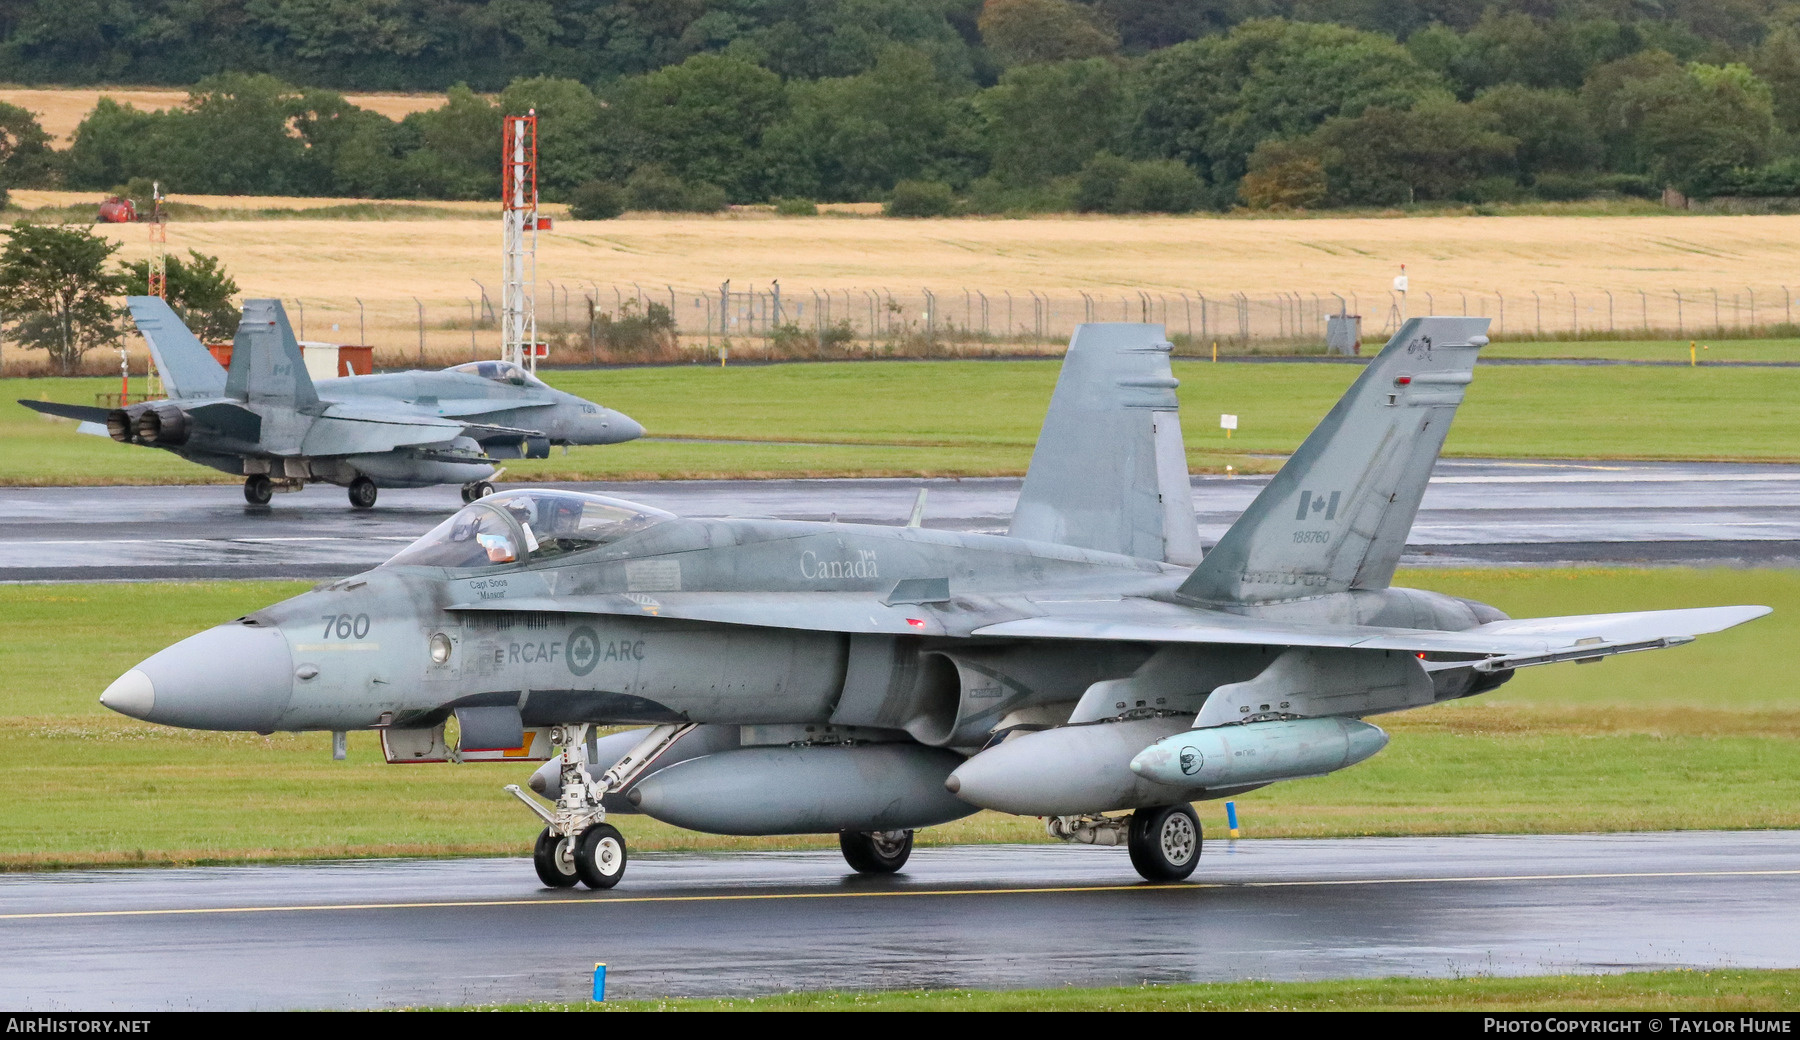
[13,280,1799,377]
[524,281,1800,363]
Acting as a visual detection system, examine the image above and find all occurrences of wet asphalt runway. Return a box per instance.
[4,458,1799,581]
[1,832,1795,1010]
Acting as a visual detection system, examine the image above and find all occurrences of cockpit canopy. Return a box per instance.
[384,490,675,569]
[449,360,546,388]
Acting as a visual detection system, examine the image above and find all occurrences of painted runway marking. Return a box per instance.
[2,867,1796,922]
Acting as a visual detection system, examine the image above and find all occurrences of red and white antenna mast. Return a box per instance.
[501,111,539,371]
[146,181,167,299]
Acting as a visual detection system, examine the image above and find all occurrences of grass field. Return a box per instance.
[6,355,1798,485]
[1487,337,1800,362]
[0,568,1789,869]
[483,970,1800,1011]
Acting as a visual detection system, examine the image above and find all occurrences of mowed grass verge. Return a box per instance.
[478,969,1800,1011]
[7,354,1800,485]
[0,568,1791,869]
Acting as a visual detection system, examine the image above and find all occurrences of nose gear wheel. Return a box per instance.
[533,827,580,888]
[575,824,627,889]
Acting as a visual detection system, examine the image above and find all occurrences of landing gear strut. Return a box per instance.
[505,722,694,890]
[839,829,913,874]
[1127,803,1202,881]
[460,480,495,504]
[243,474,272,506]
[348,476,378,509]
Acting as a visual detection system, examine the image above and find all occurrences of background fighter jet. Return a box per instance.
[19,297,643,508]
[100,318,1768,888]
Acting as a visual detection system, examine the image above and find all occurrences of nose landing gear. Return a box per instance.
[505,722,694,891]
[460,480,495,504]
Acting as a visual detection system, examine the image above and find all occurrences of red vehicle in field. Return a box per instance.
[97,196,137,223]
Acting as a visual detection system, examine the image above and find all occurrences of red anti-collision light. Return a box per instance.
[1394,375,1412,386]
[906,618,926,629]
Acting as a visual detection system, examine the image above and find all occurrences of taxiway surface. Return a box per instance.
[4,459,1799,581]
[1,832,1795,1010]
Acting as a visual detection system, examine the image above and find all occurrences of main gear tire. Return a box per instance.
[574,823,627,889]
[466,480,495,501]
[533,828,580,888]
[839,829,913,874]
[1128,804,1202,881]
[348,476,378,509]
[243,474,273,506]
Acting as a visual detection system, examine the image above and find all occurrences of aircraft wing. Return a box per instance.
[444,590,1768,669]
[972,602,1771,670]
[301,411,471,456]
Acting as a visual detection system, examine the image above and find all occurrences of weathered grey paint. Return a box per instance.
[100,317,1771,833]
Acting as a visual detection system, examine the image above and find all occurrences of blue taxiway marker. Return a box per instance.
[1226,800,1241,839]
[593,963,607,1002]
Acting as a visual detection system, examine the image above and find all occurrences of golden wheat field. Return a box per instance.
[5,201,1800,368]
[0,85,447,142]
[93,211,1800,355]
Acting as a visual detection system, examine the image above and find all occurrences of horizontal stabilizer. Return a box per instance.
[128,296,226,400]
[17,399,113,423]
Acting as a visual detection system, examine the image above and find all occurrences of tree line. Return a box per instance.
[5,1,1800,212]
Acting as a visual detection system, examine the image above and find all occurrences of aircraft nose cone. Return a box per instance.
[99,669,156,720]
[607,412,644,443]
[114,623,294,731]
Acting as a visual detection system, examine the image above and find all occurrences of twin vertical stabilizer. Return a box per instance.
[1178,317,1491,605]
[1009,324,1203,565]
[224,299,319,409]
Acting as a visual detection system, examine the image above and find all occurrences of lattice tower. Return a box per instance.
[501,112,539,371]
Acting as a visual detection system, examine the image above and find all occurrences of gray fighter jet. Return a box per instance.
[99,318,1768,887]
[20,297,643,508]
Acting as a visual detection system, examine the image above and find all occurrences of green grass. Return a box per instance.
[0,568,1791,869]
[472,969,1800,1011]
[8,355,1800,485]
[1487,337,1800,363]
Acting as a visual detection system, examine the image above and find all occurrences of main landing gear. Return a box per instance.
[1048,802,1203,882]
[348,476,378,509]
[1128,803,1202,881]
[459,480,495,504]
[839,829,914,874]
[507,723,695,890]
[243,474,273,506]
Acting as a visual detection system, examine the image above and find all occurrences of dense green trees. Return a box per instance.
[0,224,126,374]
[12,1,1800,213]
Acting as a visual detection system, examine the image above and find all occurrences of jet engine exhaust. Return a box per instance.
[136,404,192,446]
[105,406,149,443]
